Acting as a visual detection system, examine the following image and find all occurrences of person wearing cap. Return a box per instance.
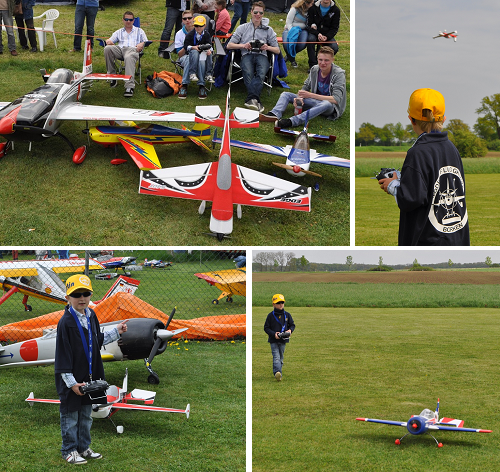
[378,88,470,246]
[54,274,128,465]
[263,294,295,381]
[178,14,213,100]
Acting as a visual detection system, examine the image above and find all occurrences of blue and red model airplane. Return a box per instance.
[357,399,492,447]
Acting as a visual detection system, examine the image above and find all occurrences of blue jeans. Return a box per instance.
[307,33,339,66]
[0,11,16,52]
[159,7,182,51]
[270,342,286,375]
[229,1,249,33]
[60,405,93,458]
[181,50,212,86]
[74,4,98,50]
[282,28,308,59]
[271,91,335,126]
[240,53,269,102]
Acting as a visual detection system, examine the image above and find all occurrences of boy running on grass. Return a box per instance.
[264,294,295,381]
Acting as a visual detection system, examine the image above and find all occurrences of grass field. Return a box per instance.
[252,307,500,472]
[0,0,350,246]
[0,338,245,471]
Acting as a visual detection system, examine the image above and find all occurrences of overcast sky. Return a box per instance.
[355,0,500,131]
[253,249,498,266]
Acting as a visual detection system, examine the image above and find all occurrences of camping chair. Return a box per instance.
[227,49,275,96]
[32,8,59,51]
[97,17,152,85]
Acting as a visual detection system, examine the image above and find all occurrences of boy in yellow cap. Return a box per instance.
[54,274,128,464]
[378,88,470,246]
[264,294,295,381]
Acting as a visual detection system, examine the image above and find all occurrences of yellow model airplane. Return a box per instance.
[195,268,246,304]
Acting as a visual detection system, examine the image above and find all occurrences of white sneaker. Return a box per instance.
[245,99,259,111]
[275,372,282,381]
[189,73,199,82]
[205,74,214,83]
[81,448,102,460]
[65,451,87,465]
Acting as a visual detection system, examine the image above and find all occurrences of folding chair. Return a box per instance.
[32,8,59,52]
[227,49,275,96]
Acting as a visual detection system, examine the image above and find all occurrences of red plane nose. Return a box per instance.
[0,105,22,135]
[412,423,418,429]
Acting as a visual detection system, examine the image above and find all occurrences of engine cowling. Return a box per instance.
[117,318,167,360]
[407,416,428,435]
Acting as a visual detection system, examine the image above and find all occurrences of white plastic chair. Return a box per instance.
[33,9,59,51]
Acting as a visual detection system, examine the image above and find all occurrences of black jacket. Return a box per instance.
[306,0,340,40]
[397,131,470,246]
[184,29,212,50]
[54,306,105,413]
[264,308,295,344]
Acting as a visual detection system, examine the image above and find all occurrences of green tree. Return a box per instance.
[299,255,309,271]
[448,129,488,158]
[448,259,453,268]
[356,122,377,146]
[476,93,500,139]
[378,256,383,268]
[474,115,498,142]
[392,122,411,148]
[346,255,353,271]
[485,256,492,267]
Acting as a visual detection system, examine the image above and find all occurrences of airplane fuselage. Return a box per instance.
[286,131,311,177]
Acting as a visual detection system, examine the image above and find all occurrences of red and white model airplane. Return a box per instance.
[0,39,195,166]
[26,369,190,433]
[433,30,458,41]
[357,399,491,447]
[139,90,312,241]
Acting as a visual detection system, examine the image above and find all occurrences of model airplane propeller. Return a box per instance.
[357,399,491,447]
[433,30,458,41]
[26,368,190,433]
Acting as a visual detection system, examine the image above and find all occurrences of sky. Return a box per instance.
[355,0,500,131]
[253,249,498,266]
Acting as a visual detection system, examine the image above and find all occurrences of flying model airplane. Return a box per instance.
[195,268,246,304]
[0,39,195,165]
[212,118,350,178]
[26,368,190,433]
[356,399,492,447]
[433,30,458,41]
[0,309,187,384]
[139,89,312,241]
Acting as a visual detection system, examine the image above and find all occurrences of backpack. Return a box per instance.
[145,71,183,98]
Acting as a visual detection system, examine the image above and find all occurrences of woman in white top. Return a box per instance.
[282,0,313,67]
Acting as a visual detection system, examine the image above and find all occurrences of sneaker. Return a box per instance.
[291,60,298,68]
[198,86,207,99]
[244,99,259,111]
[260,111,278,122]
[124,88,134,97]
[109,80,118,88]
[65,451,87,465]
[275,372,282,381]
[22,45,29,50]
[81,448,102,460]
[30,47,37,53]
[178,85,188,99]
[276,118,293,129]
[205,74,214,83]
[256,101,265,113]
[189,73,199,82]
[10,50,18,56]
[158,49,170,59]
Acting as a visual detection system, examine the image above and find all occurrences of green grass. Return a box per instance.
[355,145,412,152]
[0,0,350,246]
[253,307,500,472]
[0,338,245,471]
[355,174,500,246]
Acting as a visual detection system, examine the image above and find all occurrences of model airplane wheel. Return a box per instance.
[148,373,160,385]
[226,297,233,303]
[117,425,124,434]
[212,299,219,305]
[395,439,400,445]
[438,443,443,448]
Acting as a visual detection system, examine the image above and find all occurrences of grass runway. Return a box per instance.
[252,307,500,472]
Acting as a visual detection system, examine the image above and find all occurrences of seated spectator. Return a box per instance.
[226,1,280,113]
[282,0,313,68]
[262,46,345,128]
[306,0,340,69]
[14,0,38,52]
[214,0,230,35]
[104,10,148,98]
[178,15,213,100]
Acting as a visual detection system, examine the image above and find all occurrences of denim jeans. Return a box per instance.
[229,1,249,33]
[74,4,98,50]
[159,7,182,51]
[271,91,335,126]
[0,11,16,52]
[60,405,93,457]
[270,342,286,375]
[282,28,308,59]
[181,50,213,86]
[240,53,269,102]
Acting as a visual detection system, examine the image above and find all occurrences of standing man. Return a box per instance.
[71,0,99,53]
[104,11,148,97]
[0,0,17,56]
[158,0,186,59]
[227,1,280,113]
[264,294,295,382]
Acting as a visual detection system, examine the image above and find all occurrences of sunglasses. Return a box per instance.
[252,11,264,15]
[183,16,193,20]
[123,18,134,21]
[69,291,92,298]
[274,301,285,304]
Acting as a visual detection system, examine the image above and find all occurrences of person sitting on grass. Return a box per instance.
[178,15,213,100]
[282,0,314,68]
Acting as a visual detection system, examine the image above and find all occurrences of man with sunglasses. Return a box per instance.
[264,294,295,382]
[55,275,128,464]
[104,11,148,97]
[227,1,279,113]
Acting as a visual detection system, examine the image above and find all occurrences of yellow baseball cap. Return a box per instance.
[272,294,285,304]
[66,274,93,295]
[193,15,206,26]
[407,88,445,122]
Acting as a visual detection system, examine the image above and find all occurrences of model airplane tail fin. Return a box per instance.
[436,398,440,418]
[122,368,128,395]
[82,39,92,76]
[98,276,140,302]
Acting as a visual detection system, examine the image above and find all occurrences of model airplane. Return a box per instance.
[0,258,105,311]
[85,122,212,170]
[356,399,492,447]
[433,30,458,41]
[212,118,349,178]
[93,255,139,276]
[26,369,190,433]
[273,125,336,142]
[139,88,312,241]
[1,309,187,384]
[195,268,246,304]
[0,39,195,165]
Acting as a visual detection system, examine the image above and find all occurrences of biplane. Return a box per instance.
[195,268,246,304]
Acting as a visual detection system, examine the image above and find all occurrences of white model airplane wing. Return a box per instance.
[110,402,190,418]
[0,258,103,277]
[212,133,290,158]
[0,102,10,109]
[56,103,195,123]
[310,150,350,168]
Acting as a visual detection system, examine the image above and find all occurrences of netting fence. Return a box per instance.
[0,249,246,343]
